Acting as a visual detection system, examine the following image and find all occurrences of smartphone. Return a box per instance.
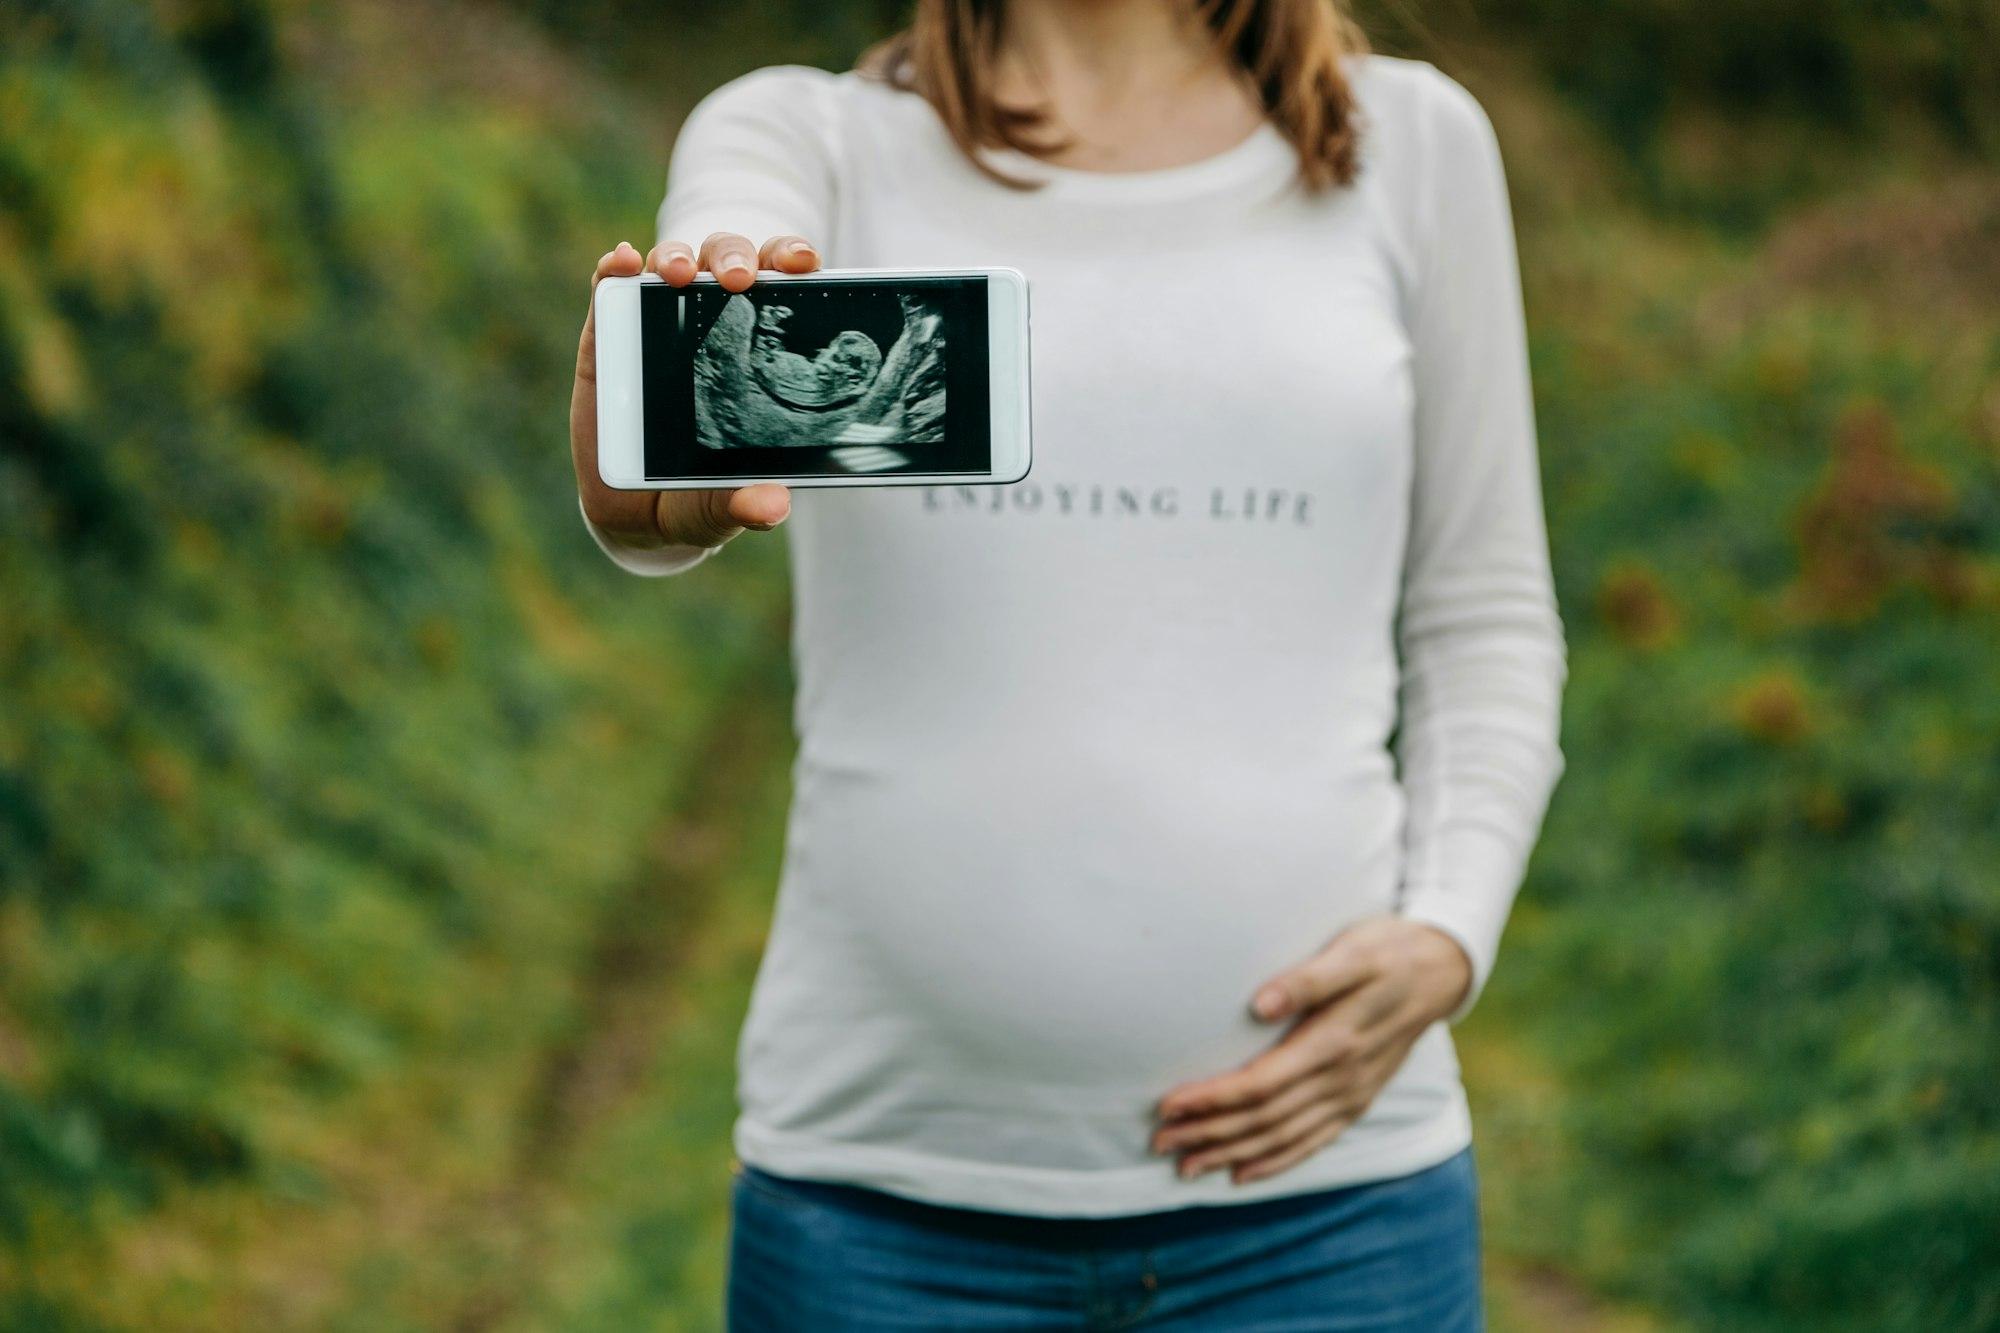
[593,267,1032,489]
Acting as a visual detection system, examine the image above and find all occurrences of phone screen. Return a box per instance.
[640,275,992,480]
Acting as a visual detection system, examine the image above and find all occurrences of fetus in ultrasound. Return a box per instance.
[694,291,946,452]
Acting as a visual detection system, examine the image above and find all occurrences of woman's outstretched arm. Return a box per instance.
[572,68,839,575]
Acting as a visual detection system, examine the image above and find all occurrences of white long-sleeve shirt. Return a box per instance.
[587,55,1566,1216]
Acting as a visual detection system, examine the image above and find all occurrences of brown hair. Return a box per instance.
[858,0,1369,191]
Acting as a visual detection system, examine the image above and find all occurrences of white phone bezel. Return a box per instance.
[594,266,1031,490]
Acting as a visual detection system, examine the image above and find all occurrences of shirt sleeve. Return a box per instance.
[657,64,840,253]
[581,67,839,577]
[1392,69,1567,1022]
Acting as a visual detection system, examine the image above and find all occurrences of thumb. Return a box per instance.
[655,484,791,548]
[1251,931,1372,1023]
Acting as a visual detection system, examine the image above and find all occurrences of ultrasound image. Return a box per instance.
[693,290,947,466]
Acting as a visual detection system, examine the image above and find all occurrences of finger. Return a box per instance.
[1151,1069,1345,1156]
[1157,1049,1309,1122]
[1158,1012,1362,1120]
[593,241,646,291]
[650,239,697,286]
[1251,929,1377,1022]
[577,242,646,381]
[728,483,791,531]
[1179,1097,1353,1179]
[758,235,820,273]
[699,232,757,291]
[1231,1114,1359,1185]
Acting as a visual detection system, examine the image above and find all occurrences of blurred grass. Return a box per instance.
[3,0,1998,1329]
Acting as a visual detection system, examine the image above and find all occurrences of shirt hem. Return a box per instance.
[731,1100,1474,1219]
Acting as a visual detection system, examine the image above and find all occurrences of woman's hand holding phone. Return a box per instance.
[570,233,821,549]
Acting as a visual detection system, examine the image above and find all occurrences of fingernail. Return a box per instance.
[1253,988,1288,1020]
[787,240,816,259]
[1178,1159,1202,1179]
[720,255,751,275]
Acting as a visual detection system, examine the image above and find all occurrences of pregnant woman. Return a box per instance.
[568,0,1565,1326]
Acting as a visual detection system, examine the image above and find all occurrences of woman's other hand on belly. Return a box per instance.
[1150,916,1473,1185]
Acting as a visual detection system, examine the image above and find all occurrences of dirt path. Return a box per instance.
[444,620,794,1333]
[1489,1259,1665,1333]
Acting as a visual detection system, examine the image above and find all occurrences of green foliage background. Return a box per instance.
[2,0,1996,1329]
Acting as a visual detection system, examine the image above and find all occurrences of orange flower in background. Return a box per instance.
[1730,668,1816,746]
[1792,399,1954,621]
[1597,560,1682,652]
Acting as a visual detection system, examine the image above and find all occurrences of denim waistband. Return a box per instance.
[736,1148,1472,1252]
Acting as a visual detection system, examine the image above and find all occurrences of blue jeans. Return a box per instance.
[726,1149,1482,1331]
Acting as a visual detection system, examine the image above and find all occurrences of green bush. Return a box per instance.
[1469,0,2000,156]
[1484,241,2000,1328]
[0,0,778,1317]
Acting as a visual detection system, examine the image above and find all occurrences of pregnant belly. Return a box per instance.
[751,751,1406,1100]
